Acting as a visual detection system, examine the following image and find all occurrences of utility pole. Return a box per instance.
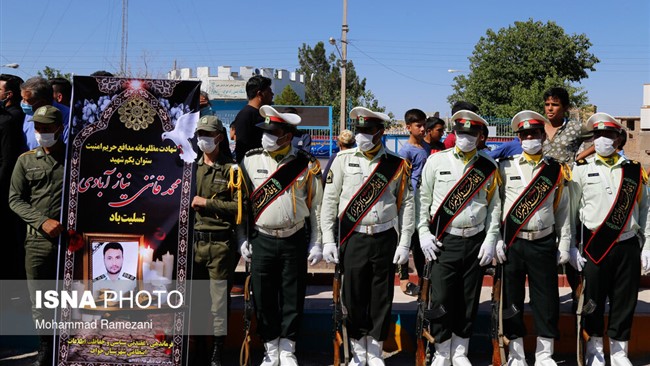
[339,0,348,135]
[120,0,129,76]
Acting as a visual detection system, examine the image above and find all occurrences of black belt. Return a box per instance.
[194,230,231,242]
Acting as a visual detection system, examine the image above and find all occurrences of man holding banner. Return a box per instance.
[9,105,66,366]
[191,115,239,366]
[569,113,650,366]
[239,105,323,366]
[321,106,414,366]
[495,110,574,365]
[416,109,501,366]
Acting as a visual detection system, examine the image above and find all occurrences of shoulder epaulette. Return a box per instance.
[576,159,588,166]
[245,148,264,157]
[121,272,136,281]
[296,149,317,163]
[93,274,107,283]
[19,149,38,157]
[497,156,516,163]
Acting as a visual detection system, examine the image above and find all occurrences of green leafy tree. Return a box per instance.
[297,42,390,131]
[448,19,598,118]
[37,66,72,81]
[273,85,304,106]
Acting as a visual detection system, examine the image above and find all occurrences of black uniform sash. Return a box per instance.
[429,155,496,239]
[339,154,404,245]
[584,161,642,264]
[502,160,562,248]
[250,154,309,221]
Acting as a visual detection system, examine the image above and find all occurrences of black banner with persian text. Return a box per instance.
[57,76,200,366]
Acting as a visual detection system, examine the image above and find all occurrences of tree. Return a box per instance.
[297,42,390,131]
[38,66,72,81]
[273,85,304,106]
[448,19,599,118]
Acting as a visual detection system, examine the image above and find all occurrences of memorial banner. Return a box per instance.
[56,76,200,366]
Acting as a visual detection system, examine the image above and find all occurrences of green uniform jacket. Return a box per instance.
[8,147,64,240]
[194,154,239,232]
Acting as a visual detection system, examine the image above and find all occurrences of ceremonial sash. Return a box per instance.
[584,161,642,264]
[339,154,404,245]
[250,154,309,221]
[429,155,496,239]
[502,160,562,247]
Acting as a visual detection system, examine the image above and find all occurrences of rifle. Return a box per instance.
[490,264,506,366]
[332,263,348,366]
[239,263,253,366]
[575,240,596,366]
[415,261,446,366]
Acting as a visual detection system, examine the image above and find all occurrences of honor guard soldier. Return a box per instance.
[321,107,415,366]
[9,105,66,366]
[417,109,501,366]
[238,105,323,366]
[190,115,239,366]
[569,113,650,366]
[495,111,574,366]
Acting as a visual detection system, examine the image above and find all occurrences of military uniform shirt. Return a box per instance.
[320,146,415,248]
[241,147,323,244]
[8,147,64,236]
[499,155,571,251]
[417,148,501,246]
[570,156,650,250]
[194,155,238,232]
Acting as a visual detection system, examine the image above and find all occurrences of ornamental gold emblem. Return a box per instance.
[118,96,155,131]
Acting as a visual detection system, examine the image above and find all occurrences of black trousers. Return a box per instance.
[583,237,640,341]
[251,228,308,342]
[503,233,560,339]
[341,229,397,341]
[428,231,485,343]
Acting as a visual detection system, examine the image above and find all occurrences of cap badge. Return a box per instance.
[463,120,471,128]
[598,122,605,129]
[523,120,531,129]
[265,116,271,124]
[37,108,47,116]
[359,116,365,125]
[200,117,208,125]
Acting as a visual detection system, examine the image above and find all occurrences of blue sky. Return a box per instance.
[1,0,648,119]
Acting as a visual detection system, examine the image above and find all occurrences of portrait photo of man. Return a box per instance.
[92,241,138,297]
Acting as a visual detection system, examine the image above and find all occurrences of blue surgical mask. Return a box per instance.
[20,101,34,116]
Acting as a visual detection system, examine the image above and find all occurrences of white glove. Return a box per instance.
[477,241,495,267]
[641,249,650,273]
[495,240,507,264]
[240,240,252,262]
[419,232,443,262]
[393,246,410,265]
[569,247,587,271]
[307,242,323,265]
[557,250,570,265]
[323,243,339,264]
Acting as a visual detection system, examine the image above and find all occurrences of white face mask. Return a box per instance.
[35,131,58,148]
[197,136,217,154]
[455,133,478,152]
[594,136,616,157]
[262,132,285,152]
[521,138,543,154]
[355,132,379,152]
